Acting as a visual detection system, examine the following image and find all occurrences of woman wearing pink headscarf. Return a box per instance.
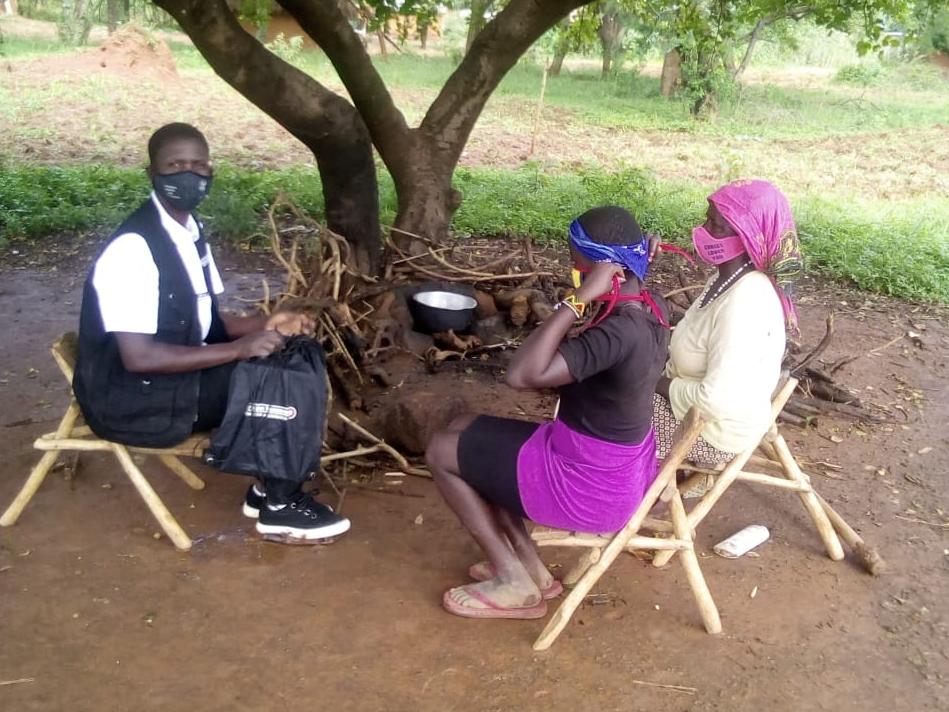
[654,179,802,466]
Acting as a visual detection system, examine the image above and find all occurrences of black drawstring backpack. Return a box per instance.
[205,336,330,483]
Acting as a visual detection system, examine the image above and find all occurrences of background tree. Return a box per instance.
[597,0,626,76]
[662,0,915,116]
[465,0,496,52]
[59,0,92,45]
[239,0,274,42]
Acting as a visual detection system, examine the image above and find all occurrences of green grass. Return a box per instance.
[160,42,949,140]
[0,30,69,60]
[213,49,949,140]
[2,164,946,303]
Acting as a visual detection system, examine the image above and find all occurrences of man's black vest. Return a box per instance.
[73,199,228,447]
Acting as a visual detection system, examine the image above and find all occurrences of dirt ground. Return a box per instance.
[0,243,947,712]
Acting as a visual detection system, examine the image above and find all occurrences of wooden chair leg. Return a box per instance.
[112,445,193,551]
[158,455,205,491]
[768,432,845,561]
[533,539,624,651]
[1,402,82,526]
[668,485,721,634]
[652,447,757,568]
[562,547,601,586]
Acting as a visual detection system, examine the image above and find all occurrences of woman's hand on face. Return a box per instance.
[647,233,661,262]
[575,262,625,303]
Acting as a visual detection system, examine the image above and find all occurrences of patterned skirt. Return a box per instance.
[652,393,735,467]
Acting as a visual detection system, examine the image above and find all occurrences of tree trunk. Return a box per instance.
[278,0,586,244]
[390,139,462,249]
[418,22,429,49]
[733,19,765,80]
[1,0,18,16]
[376,29,386,56]
[660,47,682,97]
[597,9,622,79]
[60,0,92,45]
[154,0,382,273]
[465,0,492,54]
[107,0,120,33]
[548,18,571,77]
[549,45,567,76]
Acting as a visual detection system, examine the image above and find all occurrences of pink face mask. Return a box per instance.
[692,226,746,265]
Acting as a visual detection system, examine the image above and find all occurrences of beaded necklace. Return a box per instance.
[700,260,754,307]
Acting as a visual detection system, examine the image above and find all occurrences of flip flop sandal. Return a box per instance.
[442,585,549,620]
[467,562,564,600]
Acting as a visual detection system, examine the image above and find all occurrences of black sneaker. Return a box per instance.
[242,484,266,519]
[256,492,351,543]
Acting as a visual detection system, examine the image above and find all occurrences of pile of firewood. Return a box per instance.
[263,199,905,440]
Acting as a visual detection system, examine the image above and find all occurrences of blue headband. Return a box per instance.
[568,219,649,281]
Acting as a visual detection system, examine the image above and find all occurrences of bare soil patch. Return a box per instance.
[0,243,947,711]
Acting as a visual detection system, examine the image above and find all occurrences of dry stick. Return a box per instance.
[528,62,550,157]
[321,313,363,384]
[392,247,450,265]
[398,260,554,283]
[268,204,308,292]
[337,413,430,478]
[426,248,495,278]
[629,680,697,695]
[777,411,808,428]
[320,446,381,464]
[832,333,905,373]
[791,312,835,375]
[467,248,523,273]
[662,284,705,299]
[328,360,363,410]
[869,333,905,355]
[261,278,272,315]
[894,514,949,529]
[794,395,894,423]
[0,678,35,686]
[813,492,886,575]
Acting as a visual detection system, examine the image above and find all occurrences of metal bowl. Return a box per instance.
[409,290,478,334]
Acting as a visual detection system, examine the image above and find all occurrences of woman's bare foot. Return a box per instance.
[468,560,555,591]
[444,576,544,618]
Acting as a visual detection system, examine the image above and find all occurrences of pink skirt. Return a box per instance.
[517,419,658,534]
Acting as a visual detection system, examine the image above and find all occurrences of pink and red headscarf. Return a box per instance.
[707,180,803,336]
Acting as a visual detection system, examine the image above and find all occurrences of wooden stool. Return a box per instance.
[530,409,721,651]
[649,375,862,570]
[0,333,209,551]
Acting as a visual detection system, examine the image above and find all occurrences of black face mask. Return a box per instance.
[152,170,212,212]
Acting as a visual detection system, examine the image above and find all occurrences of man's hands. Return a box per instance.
[266,310,316,337]
[233,330,285,360]
[575,262,625,303]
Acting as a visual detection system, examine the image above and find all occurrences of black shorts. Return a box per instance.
[456,415,540,518]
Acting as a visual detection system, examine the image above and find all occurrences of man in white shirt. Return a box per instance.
[73,123,349,543]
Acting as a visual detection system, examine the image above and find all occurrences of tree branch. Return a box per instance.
[278,0,411,170]
[733,18,766,79]
[153,0,366,155]
[153,0,381,268]
[419,0,587,164]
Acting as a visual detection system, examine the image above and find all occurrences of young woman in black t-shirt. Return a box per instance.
[425,206,670,620]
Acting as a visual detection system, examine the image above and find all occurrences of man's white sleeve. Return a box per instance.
[205,246,225,296]
[91,233,160,334]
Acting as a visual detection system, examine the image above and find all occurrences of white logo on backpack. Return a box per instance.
[244,403,298,421]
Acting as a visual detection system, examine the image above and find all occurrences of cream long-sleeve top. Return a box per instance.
[665,270,786,453]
